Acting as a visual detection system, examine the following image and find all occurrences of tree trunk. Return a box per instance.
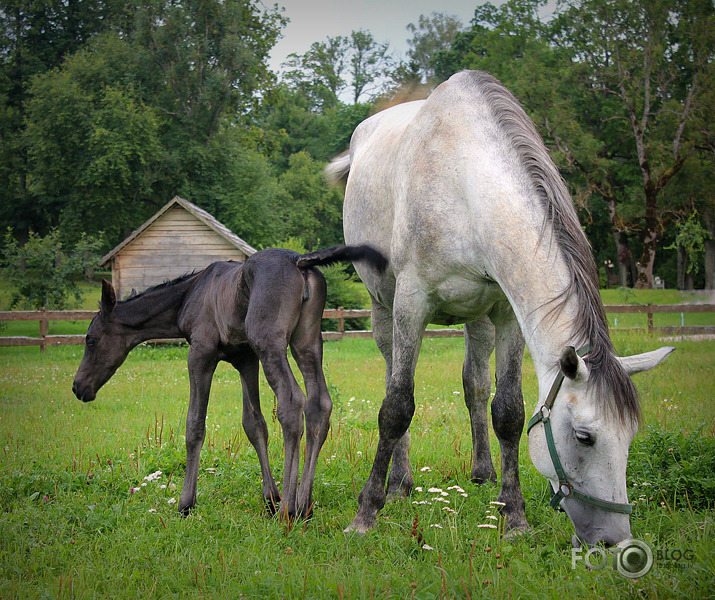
[635,184,659,289]
[677,245,686,290]
[704,212,715,290]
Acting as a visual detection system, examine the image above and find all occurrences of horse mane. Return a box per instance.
[465,71,639,425]
[121,272,199,304]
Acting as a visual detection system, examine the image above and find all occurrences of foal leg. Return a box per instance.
[370,296,413,499]
[346,280,429,534]
[179,344,218,514]
[246,294,306,520]
[463,317,497,485]
[233,351,281,514]
[290,272,332,518]
[490,308,529,533]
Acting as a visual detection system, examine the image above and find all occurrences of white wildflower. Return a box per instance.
[143,470,162,482]
[477,524,498,529]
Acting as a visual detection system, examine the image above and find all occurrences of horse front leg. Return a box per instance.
[463,318,497,485]
[233,351,281,514]
[490,308,529,533]
[346,282,428,534]
[179,345,218,515]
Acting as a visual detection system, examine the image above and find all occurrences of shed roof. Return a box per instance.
[99,196,256,266]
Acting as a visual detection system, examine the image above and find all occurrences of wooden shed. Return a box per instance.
[99,196,256,299]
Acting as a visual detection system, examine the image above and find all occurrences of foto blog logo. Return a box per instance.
[571,539,654,579]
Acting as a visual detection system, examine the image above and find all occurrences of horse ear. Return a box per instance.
[617,346,675,375]
[560,346,586,380]
[101,279,117,313]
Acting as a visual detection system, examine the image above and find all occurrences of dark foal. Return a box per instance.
[72,245,386,518]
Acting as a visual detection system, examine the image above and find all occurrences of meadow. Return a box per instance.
[0,283,714,598]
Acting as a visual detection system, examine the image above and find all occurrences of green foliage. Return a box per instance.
[667,213,711,275]
[1,228,104,309]
[629,425,715,510]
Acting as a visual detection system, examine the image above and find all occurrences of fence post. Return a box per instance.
[39,307,47,353]
[647,303,653,333]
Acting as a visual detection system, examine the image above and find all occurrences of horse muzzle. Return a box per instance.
[72,380,96,403]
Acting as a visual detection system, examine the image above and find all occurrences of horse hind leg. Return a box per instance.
[234,351,281,515]
[463,317,497,485]
[490,309,529,534]
[370,297,414,500]
[290,273,333,518]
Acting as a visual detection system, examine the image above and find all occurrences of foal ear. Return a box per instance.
[560,346,586,381]
[101,279,117,313]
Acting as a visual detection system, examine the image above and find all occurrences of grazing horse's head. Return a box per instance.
[72,280,134,402]
[528,345,673,548]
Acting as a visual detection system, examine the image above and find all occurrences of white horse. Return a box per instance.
[328,70,673,547]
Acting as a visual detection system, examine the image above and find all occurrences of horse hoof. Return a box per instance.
[344,514,376,535]
[471,470,497,486]
[504,526,531,540]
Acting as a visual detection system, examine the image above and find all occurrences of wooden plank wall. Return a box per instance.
[111,206,248,298]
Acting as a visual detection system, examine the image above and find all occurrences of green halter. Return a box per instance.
[526,345,633,515]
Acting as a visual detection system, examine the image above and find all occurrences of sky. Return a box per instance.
[266,0,487,74]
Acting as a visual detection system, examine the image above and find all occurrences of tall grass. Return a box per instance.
[0,331,713,598]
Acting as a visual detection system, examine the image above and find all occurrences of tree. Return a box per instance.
[0,0,127,236]
[13,0,287,249]
[283,36,349,109]
[438,0,713,289]
[1,228,103,309]
[276,151,344,249]
[555,0,713,288]
[406,12,464,84]
[282,30,393,105]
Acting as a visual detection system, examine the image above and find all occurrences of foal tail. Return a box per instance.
[295,244,387,273]
[324,150,351,186]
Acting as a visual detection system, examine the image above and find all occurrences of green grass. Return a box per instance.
[0,331,713,599]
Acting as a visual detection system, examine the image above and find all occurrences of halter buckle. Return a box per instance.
[559,483,572,497]
[539,405,551,421]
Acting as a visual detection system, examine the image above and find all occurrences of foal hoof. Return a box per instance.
[264,492,282,516]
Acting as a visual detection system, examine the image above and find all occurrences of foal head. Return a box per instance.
[72,280,135,402]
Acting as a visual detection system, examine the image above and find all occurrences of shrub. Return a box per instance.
[628,425,715,509]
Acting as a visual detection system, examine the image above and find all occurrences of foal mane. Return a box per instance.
[466,71,639,425]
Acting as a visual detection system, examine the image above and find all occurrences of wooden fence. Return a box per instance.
[1,304,714,351]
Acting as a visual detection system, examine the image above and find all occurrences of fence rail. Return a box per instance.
[1,304,714,351]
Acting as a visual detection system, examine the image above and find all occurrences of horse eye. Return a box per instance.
[575,430,595,446]
[86,337,97,348]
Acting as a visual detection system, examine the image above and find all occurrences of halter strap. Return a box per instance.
[527,345,633,515]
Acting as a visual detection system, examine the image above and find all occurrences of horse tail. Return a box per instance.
[324,150,351,186]
[295,244,387,273]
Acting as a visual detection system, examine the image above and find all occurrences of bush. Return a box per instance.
[628,425,715,509]
[1,228,104,309]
